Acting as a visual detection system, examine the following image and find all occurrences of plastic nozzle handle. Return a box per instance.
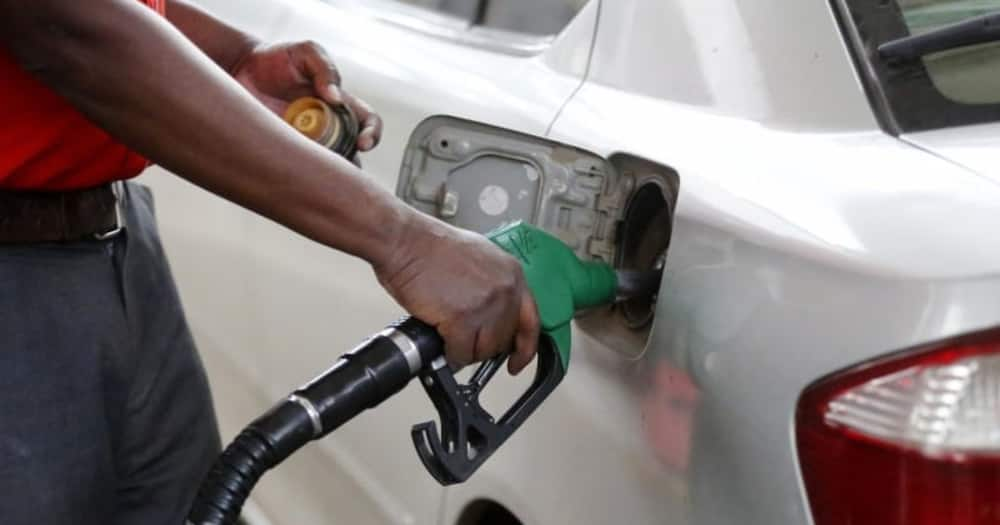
[487,222,618,370]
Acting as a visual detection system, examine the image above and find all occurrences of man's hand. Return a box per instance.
[232,41,382,152]
[163,1,383,151]
[376,214,541,375]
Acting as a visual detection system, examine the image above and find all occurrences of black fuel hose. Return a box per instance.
[186,317,443,525]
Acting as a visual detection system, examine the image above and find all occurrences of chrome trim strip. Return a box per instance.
[288,394,323,438]
[431,355,448,371]
[382,328,423,374]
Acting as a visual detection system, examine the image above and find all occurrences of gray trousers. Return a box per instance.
[0,183,221,524]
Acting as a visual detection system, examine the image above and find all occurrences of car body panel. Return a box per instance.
[257,0,595,189]
[586,0,877,130]
[473,56,1000,525]
[141,0,1000,523]
[550,82,1000,280]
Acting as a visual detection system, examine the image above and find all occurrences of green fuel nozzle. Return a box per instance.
[488,221,619,370]
[189,222,662,525]
[412,221,657,485]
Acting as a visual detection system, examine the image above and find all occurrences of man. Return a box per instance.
[0,1,540,523]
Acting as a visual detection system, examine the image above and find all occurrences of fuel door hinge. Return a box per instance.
[585,169,634,262]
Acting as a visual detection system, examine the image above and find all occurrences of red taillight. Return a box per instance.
[796,329,1000,525]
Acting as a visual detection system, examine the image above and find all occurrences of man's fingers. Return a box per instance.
[288,40,382,151]
[322,83,344,105]
[474,300,520,365]
[293,41,343,102]
[439,323,478,368]
[508,289,540,375]
[357,118,382,151]
[342,91,382,151]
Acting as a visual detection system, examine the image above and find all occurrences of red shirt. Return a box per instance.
[0,0,166,190]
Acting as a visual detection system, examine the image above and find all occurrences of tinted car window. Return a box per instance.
[899,0,1000,105]
[835,0,1000,131]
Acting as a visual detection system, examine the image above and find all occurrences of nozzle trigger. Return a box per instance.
[411,336,565,485]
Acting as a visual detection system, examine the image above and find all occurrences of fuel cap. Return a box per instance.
[283,96,359,160]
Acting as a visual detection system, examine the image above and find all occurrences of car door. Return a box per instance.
[140,1,597,523]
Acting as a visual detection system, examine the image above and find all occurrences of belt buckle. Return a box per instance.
[93,181,126,240]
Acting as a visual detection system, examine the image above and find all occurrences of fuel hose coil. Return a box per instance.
[187,318,441,525]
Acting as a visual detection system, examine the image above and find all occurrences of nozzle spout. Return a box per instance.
[614,269,662,301]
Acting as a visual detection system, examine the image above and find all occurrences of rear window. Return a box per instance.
[901,0,1000,105]
[834,0,1000,132]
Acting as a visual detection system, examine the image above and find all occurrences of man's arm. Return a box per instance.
[163,0,257,74]
[2,0,390,261]
[0,0,539,372]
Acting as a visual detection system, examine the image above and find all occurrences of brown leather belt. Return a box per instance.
[0,183,123,244]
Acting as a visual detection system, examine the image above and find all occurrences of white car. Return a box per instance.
[143,0,1000,523]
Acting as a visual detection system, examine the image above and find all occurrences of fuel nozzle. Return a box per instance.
[485,222,663,369]
[411,222,664,485]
